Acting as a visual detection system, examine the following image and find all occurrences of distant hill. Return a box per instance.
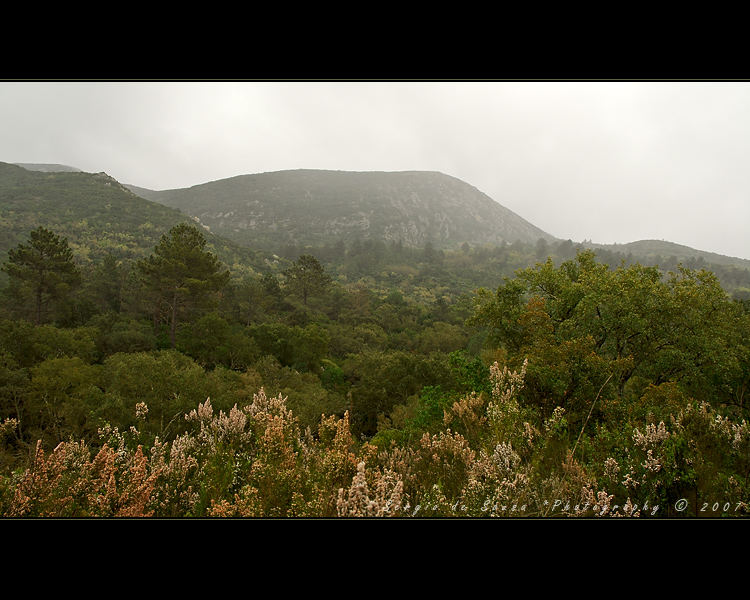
[127,169,556,251]
[127,168,750,295]
[584,239,750,271]
[0,162,265,270]
[6,161,749,298]
[14,163,82,173]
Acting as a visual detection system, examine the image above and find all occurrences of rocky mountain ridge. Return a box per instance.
[126,169,556,251]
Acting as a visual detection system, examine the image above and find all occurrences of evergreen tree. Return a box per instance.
[261,272,283,302]
[1,227,81,324]
[136,224,229,347]
[89,253,125,313]
[284,254,331,306]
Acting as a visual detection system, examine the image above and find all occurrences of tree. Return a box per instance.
[260,272,284,311]
[284,254,331,306]
[136,224,229,347]
[470,250,749,421]
[89,253,125,313]
[1,227,81,324]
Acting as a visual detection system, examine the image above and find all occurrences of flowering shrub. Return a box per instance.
[1,360,748,518]
[5,438,158,517]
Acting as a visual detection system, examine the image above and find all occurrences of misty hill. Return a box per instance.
[588,239,750,269]
[127,169,556,251]
[0,162,263,268]
[5,161,749,298]
[14,163,82,173]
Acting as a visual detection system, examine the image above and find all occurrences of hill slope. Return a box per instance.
[0,162,264,270]
[591,239,750,269]
[128,169,556,251]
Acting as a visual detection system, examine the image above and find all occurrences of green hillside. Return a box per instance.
[128,169,556,252]
[601,239,750,269]
[0,162,266,271]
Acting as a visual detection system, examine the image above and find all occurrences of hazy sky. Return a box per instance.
[2,80,749,259]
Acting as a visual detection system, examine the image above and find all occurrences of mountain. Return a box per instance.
[6,160,749,297]
[588,239,750,269]
[0,162,264,269]
[127,169,556,251]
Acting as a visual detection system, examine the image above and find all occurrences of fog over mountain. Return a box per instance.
[12,161,750,274]
[127,169,555,250]
[13,163,81,173]
[3,81,750,259]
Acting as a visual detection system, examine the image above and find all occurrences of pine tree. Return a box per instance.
[284,254,331,306]
[137,224,229,347]
[1,227,81,324]
[90,253,124,313]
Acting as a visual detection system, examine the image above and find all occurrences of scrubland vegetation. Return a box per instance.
[1,224,748,517]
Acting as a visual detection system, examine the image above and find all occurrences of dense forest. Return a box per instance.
[0,221,748,517]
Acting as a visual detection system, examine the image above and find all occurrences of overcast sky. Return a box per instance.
[1,80,749,259]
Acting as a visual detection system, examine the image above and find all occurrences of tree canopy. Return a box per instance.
[136,223,229,346]
[284,254,331,306]
[1,226,81,324]
[470,250,749,421]
[1,226,749,518]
